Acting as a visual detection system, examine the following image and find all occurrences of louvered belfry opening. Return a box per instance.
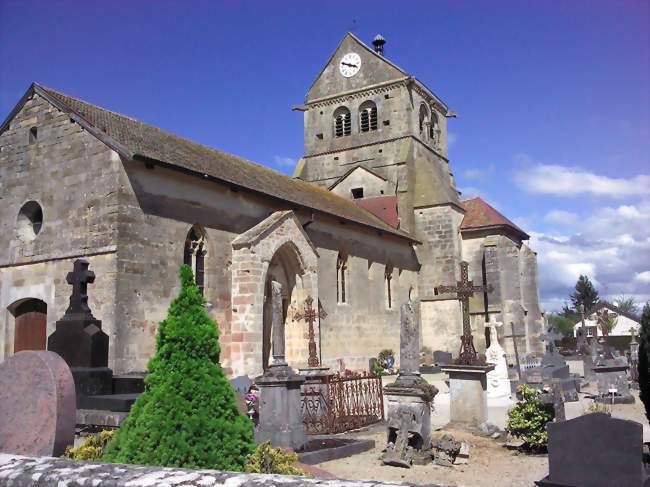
[333,106,351,137]
[359,101,378,132]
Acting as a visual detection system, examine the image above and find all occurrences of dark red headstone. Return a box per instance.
[0,351,76,456]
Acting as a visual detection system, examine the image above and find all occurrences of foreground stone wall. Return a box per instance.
[0,454,438,487]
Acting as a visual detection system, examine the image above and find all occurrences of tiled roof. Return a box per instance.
[460,197,529,240]
[25,84,415,242]
[354,196,399,229]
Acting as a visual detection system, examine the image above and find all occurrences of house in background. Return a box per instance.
[573,301,641,352]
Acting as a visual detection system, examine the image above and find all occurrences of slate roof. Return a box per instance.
[460,197,529,240]
[8,83,415,242]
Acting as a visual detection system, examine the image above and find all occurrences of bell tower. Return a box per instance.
[294,33,466,354]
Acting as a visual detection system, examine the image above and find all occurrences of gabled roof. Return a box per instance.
[328,164,387,191]
[460,197,529,240]
[354,196,399,229]
[1,83,416,242]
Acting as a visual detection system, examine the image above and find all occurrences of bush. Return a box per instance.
[103,265,256,470]
[244,441,308,476]
[639,303,650,424]
[64,430,115,461]
[507,384,554,452]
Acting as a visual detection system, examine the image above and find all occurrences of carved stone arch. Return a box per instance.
[230,211,319,377]
[184,224,208,296]
[333,105,352,137]
[418,103,430,138]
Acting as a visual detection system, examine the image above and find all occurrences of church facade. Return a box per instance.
[0,34,542,378]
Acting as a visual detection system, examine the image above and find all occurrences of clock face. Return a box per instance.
[339,52,361,78]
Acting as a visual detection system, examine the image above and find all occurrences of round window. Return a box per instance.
[17,201,43,240]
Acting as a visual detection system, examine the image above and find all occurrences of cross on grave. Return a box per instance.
[63,259,96,321]
[293,296,327,368]
[542,326,564,354]
[435,261,492,365]
[382,409,417,468]
[576,304,589,354]
[504,322,526,379]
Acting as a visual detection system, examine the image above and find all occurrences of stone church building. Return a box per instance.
[0,33,543,378]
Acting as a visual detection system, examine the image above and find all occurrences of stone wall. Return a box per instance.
[0,454,435,487]
[0,94,120,363]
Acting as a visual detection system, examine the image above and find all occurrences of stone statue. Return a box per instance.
[485,317,511,399]
[270,281,286,366]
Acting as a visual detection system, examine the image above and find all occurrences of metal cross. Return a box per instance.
[64,259,96,320]
[435,261,492,365]
[294,295,327,368]
[504,322,526,379]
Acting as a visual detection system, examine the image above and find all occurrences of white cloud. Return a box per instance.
[512,158,650,198]
[462,163,495,181]
[273,155,297,169]
[544,210,579,225]
[636,271,650,284]
[533,201,650,311]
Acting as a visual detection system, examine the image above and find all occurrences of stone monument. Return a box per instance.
[484,317,511,399]
[437,261,495,426]
[0,351,76,456]
[382,299,438,468]
[255,281,307,450]
[47,259,112,402]
[593,344,634,404]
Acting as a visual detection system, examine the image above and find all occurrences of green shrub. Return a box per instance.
[64,430,115,461]
[507,384,554,452]
[244,441,308,476]
[582,401,610,416]
[103,265,255,470]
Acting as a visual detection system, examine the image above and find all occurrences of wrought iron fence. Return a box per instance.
[301,372,384,435]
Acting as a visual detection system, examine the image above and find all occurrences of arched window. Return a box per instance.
[183,225,207,296]
[385,264,394,309]
[336,253,348,303]
[430,112,440,146]
[333,106,351,137]
[359,101,378,132]
[17,201,43,241]
[418,104,430,139]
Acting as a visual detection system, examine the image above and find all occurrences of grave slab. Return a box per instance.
[0,351,75,457]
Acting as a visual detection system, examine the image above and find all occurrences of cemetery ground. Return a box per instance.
[313,369,649,486]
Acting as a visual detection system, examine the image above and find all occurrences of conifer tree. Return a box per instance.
[639,303,650,423]
[103,265,255,470]
[569,275,600,314]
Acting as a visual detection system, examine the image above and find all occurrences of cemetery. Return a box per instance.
[0,6,648,486]
[1,258,648,486]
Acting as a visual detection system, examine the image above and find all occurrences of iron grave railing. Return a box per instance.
[301,372,384,435]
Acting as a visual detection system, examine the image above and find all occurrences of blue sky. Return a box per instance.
[1,1,648,311]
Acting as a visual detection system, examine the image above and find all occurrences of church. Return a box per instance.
[0,33,543,378]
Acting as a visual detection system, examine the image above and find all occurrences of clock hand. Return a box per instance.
[342,62,358,68]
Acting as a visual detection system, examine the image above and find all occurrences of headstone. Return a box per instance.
[0,351,76,456]
[431,434,461,467]
[593,362,634,404]
[484,318,511,399]
[47,259,112,402]
[383,300,438,468]
[433,350,452,365]
[255,281,306,450]
[538,413,645,487]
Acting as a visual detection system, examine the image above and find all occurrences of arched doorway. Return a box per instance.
[262,242,302,370]
[9,298,47,353]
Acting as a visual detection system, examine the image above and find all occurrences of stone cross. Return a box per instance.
[543,326,563,354]
[399,300,420,375]
[293,295,327,368]
[382,409,416,468]
[504,322,526,379]
[270,281,287,367]
[435,261,492,365]
[576,304,588,353]
[63,259,96,321]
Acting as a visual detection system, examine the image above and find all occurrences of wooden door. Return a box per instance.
[13,300,47,353]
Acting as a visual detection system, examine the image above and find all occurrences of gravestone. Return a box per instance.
[256,281,306,450]
[47,259,112,402]
[484,318,511,399]
[383,300,437,468]
[593,362,634,404]
[0,351,75,456]
[433,350,452,365]
[538,413,646,487]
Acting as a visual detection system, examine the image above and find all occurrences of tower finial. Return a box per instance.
[372,34,386,55]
